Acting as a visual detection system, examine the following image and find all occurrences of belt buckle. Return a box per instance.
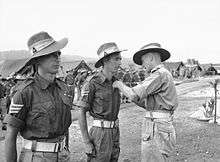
[55,141,63,152]
[31,140,37,152]
[100,119,104,128]
[110,121,113,128]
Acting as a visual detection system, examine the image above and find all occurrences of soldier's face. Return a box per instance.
[106,53,122,74]
[141,53,154,72]
[38,51,61,74]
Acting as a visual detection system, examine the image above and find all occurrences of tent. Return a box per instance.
[0,58,28,78]
[64,60,93,74]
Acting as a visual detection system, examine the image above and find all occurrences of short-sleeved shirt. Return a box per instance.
[76,71,121,121]
[4,74,73,140]
[132,65,178,111]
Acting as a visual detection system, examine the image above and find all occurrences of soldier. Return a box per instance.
[74,69,88,101]
[131,71,140,87]
[4,31,75,162]
[65,70,75,86]
[113,43,178,162]
[116,68,125,81]
[138,68,146,82]
[123,69,132,87]
[77,42,126,162]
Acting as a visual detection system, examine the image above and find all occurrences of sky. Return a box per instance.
[0,0,220,64]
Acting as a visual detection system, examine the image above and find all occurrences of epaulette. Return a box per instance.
[56,78,68,91]
[15,77,35,91]
[88,74,103,84]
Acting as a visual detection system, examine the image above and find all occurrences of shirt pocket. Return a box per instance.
[28,101,55,133]
[96,91,111,108]
[60,91,72,109]
[154,121,176,155]
[59,92,72,129]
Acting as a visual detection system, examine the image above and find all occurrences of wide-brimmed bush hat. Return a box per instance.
[95,42,127,68]
[133,43,170,65]
[22,31,68,68]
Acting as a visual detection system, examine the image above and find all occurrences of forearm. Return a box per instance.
[5,139,17,162]
[78,109,90,143]
[5,127,18,162]
[71,110,79,122]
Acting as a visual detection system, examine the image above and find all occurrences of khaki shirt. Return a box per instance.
[133,65,178,111]
[4,74,73,140]
[77,71,121,121]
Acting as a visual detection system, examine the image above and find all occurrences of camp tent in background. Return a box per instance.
[63,60,93,75]
[0,58,29,78]
[163,61,185,78]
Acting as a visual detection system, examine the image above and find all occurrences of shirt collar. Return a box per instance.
[97,71,117,83]
[150,64,164,73]
[35,73,60,89]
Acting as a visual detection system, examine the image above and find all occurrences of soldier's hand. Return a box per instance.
[84,141,96,157]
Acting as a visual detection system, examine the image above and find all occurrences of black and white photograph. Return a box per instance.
[0,0,220,161]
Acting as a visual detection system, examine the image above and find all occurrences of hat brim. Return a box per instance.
[95,49,127,68]
[133,48,170,65]
[20,38,68,72]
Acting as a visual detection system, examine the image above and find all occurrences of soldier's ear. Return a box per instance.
[149,54,154,62]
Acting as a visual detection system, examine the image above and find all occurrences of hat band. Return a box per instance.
[99,46,120,59]
[29,38,55,55]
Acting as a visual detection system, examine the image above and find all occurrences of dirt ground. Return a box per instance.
[1,97,220,162]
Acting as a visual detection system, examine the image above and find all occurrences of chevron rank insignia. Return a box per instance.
[9,99,24,114]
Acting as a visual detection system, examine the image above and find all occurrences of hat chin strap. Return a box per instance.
[29,38,55,55]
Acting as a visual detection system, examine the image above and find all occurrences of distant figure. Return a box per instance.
[65,70,75,85]
[75,69,88,101]
[123,69,132,87]
[138,69,146,81]
[131,71,140,87]
[116,68,125,80]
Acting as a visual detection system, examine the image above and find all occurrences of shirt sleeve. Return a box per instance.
[3,89,29,130]
[132,71,163,100]
[75,80,95,111]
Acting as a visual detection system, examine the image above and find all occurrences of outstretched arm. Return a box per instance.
[113,81,137,101]
[113,80,146,108]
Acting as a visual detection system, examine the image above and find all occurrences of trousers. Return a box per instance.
[87,126,120,162]
[141,117,176,162]
[18,148,70,162]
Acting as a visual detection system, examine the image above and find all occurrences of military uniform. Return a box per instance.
[65,73,75,86]
[4,73,73,162]
[131,72,140,87]
[77,71,121,162]
[132,65,178,162]
[122,72,132,103]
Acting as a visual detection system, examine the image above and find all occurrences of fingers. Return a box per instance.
[85,142,95,154]
[85,142,96,157]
